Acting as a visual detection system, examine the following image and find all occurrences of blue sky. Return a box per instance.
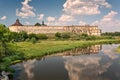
[0,0,120,32]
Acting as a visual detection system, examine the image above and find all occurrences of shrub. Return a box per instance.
[62,33,70,39]
[30,37,37,44]
[28,33,37,39]
[36,34,48,40]
[19,31,28,41]
[55,32,61,39]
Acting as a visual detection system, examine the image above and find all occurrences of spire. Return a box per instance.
[42,21,44,25]
[12,19,23,26]
[41,20,47,26]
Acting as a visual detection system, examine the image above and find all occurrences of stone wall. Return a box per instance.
[9,25,101,36]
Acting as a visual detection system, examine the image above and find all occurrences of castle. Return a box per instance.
[9,19,101,36]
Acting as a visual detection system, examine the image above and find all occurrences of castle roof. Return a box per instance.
[12,19,23,26]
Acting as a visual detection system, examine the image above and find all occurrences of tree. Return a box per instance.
[55,32,61,39]
[36,34,48,40]
[28,33,37,39]
[19,31,28,41]
[62,33,70,39]
[0,24,12,57]
[34,23,41,26]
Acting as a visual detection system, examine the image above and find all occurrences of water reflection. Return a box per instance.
[52,45,102,56]
[12,44,120,80]
[64,44,120,80]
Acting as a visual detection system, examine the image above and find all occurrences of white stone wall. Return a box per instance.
[9,25,101,36]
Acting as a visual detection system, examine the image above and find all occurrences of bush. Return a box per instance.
[55,32,61,39]
[36,34,48,40]
[62,33,70,39]
[19,31,28,41]
[30,37,37,44]
[28,33,37,39]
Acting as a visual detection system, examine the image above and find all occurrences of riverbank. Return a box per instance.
[3,39,120,63]
[1,39,120,72]
[116,46,120,53]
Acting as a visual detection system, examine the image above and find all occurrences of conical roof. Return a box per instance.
[12,19,23,26]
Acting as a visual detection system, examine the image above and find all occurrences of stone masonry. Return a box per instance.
[9,19,101,36]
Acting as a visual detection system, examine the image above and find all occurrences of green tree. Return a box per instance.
[28,33,37,39]
[55,32,61,39]
[0,24,12,57]
[34,23,41,26]
[62,33,70,39]
[36,34,48,40]
[19,31,28,41]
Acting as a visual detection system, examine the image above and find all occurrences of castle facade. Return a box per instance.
[9,19,101,36]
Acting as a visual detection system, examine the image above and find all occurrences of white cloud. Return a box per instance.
[47,16,55,22]
[92,11,120,32]
[38,14,44,20]
[25,21,30,25]
[102,11,118,21]
[59,14,75,22]
[46,16,56,25]
[16,0,35,18]
[63,0,111,15]
[79,21,87,25]
[0,16,7,20]
[55,0,111,26]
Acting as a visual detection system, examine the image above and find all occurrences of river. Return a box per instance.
[11,44,120,80]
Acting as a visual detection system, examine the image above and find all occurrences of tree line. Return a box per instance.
[102,32,120,36]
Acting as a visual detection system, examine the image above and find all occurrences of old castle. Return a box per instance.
[9,19,101,36]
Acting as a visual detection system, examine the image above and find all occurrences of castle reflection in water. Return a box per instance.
[51,45,102,56]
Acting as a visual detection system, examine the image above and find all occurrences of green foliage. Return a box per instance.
[9,32,20,42]
[34,23,41,26]
[19,31,28,41]
[0,24,10,41]
[28,33,37,39]
[0,24,18,72]
[102,32,120,36]
[36,34,48,40]
[55,32,61,39]
[30,37,37,44]
[62,33,70,39]
[80,33,88,37]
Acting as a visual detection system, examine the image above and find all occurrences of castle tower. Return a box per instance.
[42,21,44,26]
[12,19,23,26]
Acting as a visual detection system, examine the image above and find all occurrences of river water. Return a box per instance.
[11,44,120,80]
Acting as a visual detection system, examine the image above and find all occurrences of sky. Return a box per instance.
[0,0,120,32]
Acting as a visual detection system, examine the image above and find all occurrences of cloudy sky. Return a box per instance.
[0,0,120,32]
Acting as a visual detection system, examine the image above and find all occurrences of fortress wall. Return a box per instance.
[9,26,66,34]
[9,25,101,36]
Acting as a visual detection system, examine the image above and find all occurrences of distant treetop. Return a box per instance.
[34,23,41,26]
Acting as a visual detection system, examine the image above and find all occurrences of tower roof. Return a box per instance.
[12,19,23,26]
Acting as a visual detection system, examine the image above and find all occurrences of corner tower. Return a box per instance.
[11,19,23,26]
